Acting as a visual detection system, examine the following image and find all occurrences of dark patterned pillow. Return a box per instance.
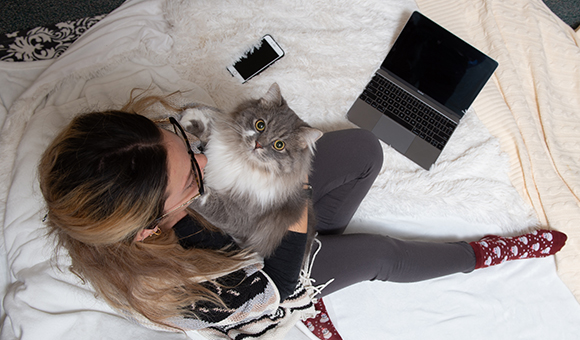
[0,15,104,62]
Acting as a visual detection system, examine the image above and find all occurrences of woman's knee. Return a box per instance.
[347,129,384,180]
[329,128,384,174]
[358,129,383,175]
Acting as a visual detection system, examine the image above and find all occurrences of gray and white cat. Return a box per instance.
[180,83,322,257]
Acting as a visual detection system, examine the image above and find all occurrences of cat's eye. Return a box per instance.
[255,119,266,132]
[273,140,285,151]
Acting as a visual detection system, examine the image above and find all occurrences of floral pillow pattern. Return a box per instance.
[0,15,105,62]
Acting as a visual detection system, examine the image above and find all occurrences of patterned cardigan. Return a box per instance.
[169,262,317,339]
[129,216,318,339]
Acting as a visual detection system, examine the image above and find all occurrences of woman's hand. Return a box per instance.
[288,203,308,234]
[288,176,310,234]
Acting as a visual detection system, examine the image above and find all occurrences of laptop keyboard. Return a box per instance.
[359,74,457,150]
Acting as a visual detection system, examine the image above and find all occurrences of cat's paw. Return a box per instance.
[179,105,218,142]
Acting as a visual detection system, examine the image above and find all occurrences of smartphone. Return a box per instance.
[227,35,285,83]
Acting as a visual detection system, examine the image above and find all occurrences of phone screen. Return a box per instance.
[233,39,282,80]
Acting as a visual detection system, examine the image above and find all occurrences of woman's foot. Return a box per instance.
[469,229,567,269]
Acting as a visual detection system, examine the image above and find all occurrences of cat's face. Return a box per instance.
[229,84,322,175]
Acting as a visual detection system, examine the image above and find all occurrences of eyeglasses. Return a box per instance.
[168,117,205,196]
[148,117,205,229]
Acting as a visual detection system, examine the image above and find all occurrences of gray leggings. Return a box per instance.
[309,129,476,296]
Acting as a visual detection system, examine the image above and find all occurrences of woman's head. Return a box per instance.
[39,111,168,245]
[38,108,246,325]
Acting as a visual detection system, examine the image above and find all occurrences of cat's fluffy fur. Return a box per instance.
[180,83,322,257]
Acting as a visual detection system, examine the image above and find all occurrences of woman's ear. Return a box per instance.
[134,227,159,242]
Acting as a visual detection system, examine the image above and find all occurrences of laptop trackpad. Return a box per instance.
[371,116,415,153]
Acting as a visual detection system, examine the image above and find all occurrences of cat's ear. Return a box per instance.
[259,83,283,107]
[299,127,323,150]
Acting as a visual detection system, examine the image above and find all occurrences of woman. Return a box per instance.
[39,105,566,338]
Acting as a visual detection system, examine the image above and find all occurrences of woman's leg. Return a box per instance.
[310,129,383,235]
[311,234,476,296]
[310,229,567,297]
[307,131,567,298]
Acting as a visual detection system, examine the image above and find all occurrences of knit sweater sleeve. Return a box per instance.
[168,264,281,331]
[168,263,316,338]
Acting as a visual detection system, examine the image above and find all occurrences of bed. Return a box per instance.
[1,0,579,339]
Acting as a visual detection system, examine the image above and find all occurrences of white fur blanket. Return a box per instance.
[161,0,537,232]
[1,0,579,339]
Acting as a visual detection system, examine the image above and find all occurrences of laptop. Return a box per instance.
[347,11,498,170]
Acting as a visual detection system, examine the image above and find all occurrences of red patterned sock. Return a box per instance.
[470,229,567,269]
[302,298,343,340]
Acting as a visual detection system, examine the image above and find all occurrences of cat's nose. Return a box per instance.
[255,141,263,149]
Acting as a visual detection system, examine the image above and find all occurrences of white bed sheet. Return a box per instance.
[1,0,579,339]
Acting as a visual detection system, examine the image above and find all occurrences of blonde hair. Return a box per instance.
[39,107,250,327]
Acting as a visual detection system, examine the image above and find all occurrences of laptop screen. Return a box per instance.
[382,12,498,116]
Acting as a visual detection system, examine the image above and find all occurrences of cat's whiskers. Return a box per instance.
[222,119,245,134]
